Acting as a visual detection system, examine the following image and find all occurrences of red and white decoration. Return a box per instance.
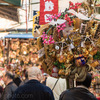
[40,0,58,25]
[51,66,58,78]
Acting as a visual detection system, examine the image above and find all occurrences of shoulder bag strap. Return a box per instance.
[52,78,59,91]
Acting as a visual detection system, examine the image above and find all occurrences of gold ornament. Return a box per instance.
[58,55,66,63]
[58,69,65,75]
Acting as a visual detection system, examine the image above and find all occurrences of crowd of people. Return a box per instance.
[0,66,98,100]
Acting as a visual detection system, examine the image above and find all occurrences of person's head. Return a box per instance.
[25,71,28,79]
[3,72,14,85]
[42,73,48,81]
[76,73,92,88]
[28,67,42,82]
[43,73,48,76]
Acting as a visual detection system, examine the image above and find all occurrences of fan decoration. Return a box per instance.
[37,1,100,81]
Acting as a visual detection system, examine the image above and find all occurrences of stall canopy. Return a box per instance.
[0,32,9,39]
[0,0,21,22]
[0,7,19,22]
[0,0,21,7]
[4,33,36,39]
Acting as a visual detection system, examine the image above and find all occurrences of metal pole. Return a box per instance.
[26,0,28,33]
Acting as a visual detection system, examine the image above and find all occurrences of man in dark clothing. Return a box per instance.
[0,85,3,99]
[19,71,28,86]
[1,72,18,100]
[59,73,97,100]
[12,67,54,100]
[13,77,22,87]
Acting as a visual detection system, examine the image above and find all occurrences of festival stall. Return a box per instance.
[3,33,38,78]
[0,33,9,88]
[37,0,100,97]
[0,33,9,67]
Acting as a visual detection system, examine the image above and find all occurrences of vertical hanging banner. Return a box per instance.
[32,11,43,37]
[33,11,40,33]
[39,0,58,25]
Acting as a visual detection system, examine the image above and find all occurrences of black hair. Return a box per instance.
[76,73,92,88]
[25,71,28,79]
[5,72,14,80]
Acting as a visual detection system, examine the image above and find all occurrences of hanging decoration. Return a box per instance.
[2,38,39,78]
[39,0,58,24]
[37,1,100,82]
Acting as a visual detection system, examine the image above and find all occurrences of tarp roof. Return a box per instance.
[0,0,21,22]
[4,33,36,39]
[0,0,21,7]
[0,32,9,38]
[0,7,19,22]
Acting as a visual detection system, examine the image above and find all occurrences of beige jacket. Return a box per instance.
[46,77,67,100]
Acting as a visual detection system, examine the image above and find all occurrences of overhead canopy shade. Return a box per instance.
[0,7,19,22]
[4,33,37,39]
[0,0,21,22]
[4,0,21,6]
[0,0,21,7]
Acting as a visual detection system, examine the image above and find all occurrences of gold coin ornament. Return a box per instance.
[58,55,66,63]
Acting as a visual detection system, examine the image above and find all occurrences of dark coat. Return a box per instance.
[0,85,3,99]
[59,87,97,100]
[19,79,28,86]
[13,77,22,87]
[12,79,55,100]
[0,85,3,94]
[1,82,18,100]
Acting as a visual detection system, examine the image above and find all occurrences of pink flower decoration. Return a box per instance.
[62,24,66,27]
[45,41,48,44]
[43,32,45,34]
[58,29,61,32]
[41,33,55,45]
[69,1,82,11]
[65,14,68,17]
[58,13,61,17]
[57,26,60,28]
[41,35,43,38]
[45,36,48,39]
[44,40,46,43]
[51,41,55,44]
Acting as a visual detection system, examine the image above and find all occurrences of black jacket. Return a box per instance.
[13,77,22,87]
[12,79,54,100]
[0,85,3,99]
[19,79,28,86]
[1,82,18,100]
[59,87,97,100]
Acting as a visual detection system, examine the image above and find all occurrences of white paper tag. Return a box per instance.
[49,19,66,25]
[38,47,45,58]
[80,23,87,34]
[67,9,90,20]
